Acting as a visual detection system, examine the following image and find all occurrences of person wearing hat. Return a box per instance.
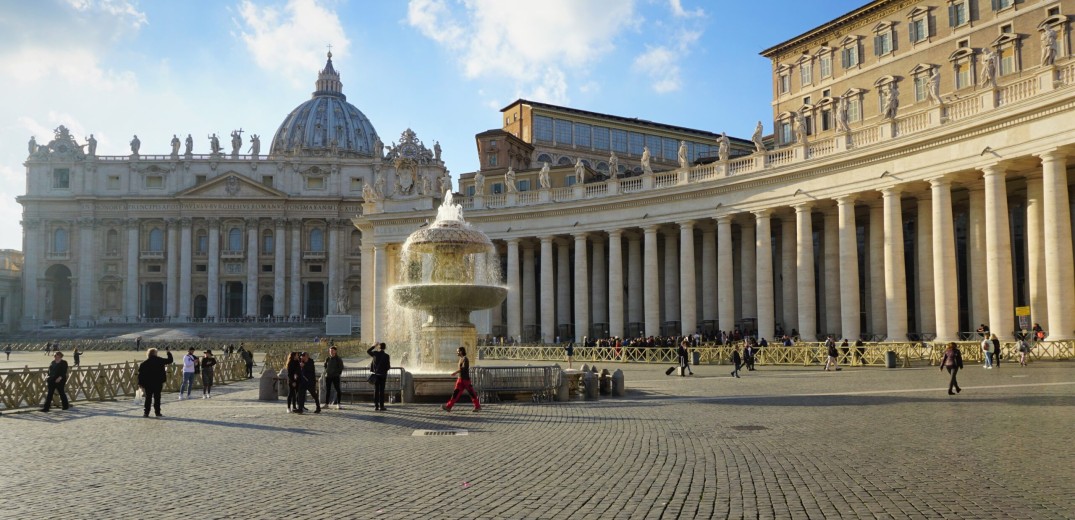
[179,347,198,399]
[200,349,217,399]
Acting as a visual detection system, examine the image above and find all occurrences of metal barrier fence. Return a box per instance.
[332,367,404,403]
[1,354,248,411]
[473,366,561,403]
[5,339,373,362]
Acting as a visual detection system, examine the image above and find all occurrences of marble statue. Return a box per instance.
[678,140,688,168]
[170,135,181,156]
[881,83,899,120]
[28,136,37,156]
[334,287,350,314]
[248,134,261,156]
[505,167,518,193]
[85,134,97,156]
[362,182,376,201]
[1041,27,1057,67]
[434,141,442,161]
[420,174,432,196]
[979,48,997,89]
[438,172,451,195]
[608,151,618,175]
[474,171,485,195]
[574,158,585,184]
[373,171,386,198]
[927,69,943,105]
[538,162,551,189]
[835,96,850,132]
[641,146,653,175]
[373,136,383,159]
[184,134,193,155]
[793,113,807,145]
[130,135,141,155]
[718,133,729,162]
[752,121,765,153]
[230,129,243,155]
[209,133,222,154]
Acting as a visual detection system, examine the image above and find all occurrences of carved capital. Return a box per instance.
[21,218,42,230]
[77,217,97,228]
[244,217,260,229]
[125,218,139,229]
[206,217,222,228]
[178,217,192,227]
[273,217,287,228]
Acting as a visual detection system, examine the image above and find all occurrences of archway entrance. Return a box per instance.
[259,295,273,319]
[44,264,72,326]
[193,295,208,320]
[305,282,325,319]
[224,282,244,318]
[144,282,164,319]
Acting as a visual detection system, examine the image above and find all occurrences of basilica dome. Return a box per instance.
[270,53,380,158]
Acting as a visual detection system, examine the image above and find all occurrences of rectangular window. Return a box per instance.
[491,182,503,194]
[350,178,362,192]
[487,154,498,167]
[466,185,475,197]
[662,138,678,161]
[195,264,207,273]
[611,129,628,153]
[533,115,554,142]
[573,123,591,149]
[554,119,572,145]
[841,44,860,68]
[991,0,1011,10]
[999,48,1016,75]
[820,55,832,78]
[262,176,274,187]
[309,264,322,273]
[914,75,928,102]
[821,109,832,131]
[107,175,120,190]
[592,126,610,151]
[306,177,325,190]
[565,175,576,186]
[847,97,862,122]
[262,264,273,273]
[52,168,70,189]
[779,73,790,94]
[627,132,644,156]
[800,62,812,85]
[148,264,162,273]
[195,175,207,185]
[949,2,968,27]
[146,175,164,189]
[910,18,928,43]
[955,63,971,89]
[875,32,892,55]
[517,179,531,192]
[197,235,208,253]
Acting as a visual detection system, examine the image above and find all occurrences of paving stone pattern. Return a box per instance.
[2,361,1073,519]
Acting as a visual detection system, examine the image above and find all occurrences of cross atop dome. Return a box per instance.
[314,50,344,99]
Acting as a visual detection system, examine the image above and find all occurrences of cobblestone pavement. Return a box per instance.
[2,360,1073,519]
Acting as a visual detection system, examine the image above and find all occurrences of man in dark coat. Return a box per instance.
[367,343,391,410]
[137,347,174,417]
[42,352,70,412]
[296,352,320,414]
[240,346,254,378]
[322,346,345,409]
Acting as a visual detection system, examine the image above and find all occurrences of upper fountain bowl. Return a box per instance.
[402,218,493,255]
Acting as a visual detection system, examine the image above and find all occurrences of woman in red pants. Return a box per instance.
[442,346,481,412]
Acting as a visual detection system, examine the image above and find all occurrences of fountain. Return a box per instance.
[390,191,507,374]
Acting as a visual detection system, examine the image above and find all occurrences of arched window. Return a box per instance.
[309,228,324,252]
[228,227,242,251]
[350,230,362,256]
[556,156,573,166]
[196,231,208,254]
[536,153,552,164]
[105,229,119,254]
[53,228,69,253]
[262,230,274,255]
[147,228,163,252]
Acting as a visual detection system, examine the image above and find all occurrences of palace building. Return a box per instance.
[19,0,1075,346]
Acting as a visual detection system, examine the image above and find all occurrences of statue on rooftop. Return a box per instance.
[752,121,766,153]
[539,162,551,189]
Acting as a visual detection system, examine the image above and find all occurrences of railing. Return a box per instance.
[767,148,794,166]
[517,191,540,205]
[850,126,880,147]
[302,250,325,259]
[946,96,981,122]
[550,187,573,201]
[220,249,244,259]
[807,140,835,159]
[689,163,719,182]
[1060,63,1075,86]
[46,251,71,260]
[485,194,505,207]
[473,365,561,402]
[896,111,930,136]
[997,76,1039,106]
[728,156,755,175]
[620,178,644,193]
[654,172,678,188]
[584,183,607,198]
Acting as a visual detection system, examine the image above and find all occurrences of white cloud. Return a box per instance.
[236,0,350,87]
[668,0,704,18]
[4,47,138,92]
[407,0,636,104]
[63,0,148,29]
[632,47,681,93]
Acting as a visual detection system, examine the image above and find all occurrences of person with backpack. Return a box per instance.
[1017,337,1030,366]
[940,342,963,395]
[179,348,198,399]
[980,335,993,369]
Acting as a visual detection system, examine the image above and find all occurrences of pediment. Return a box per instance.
[990,33,1021,46]
[949,47,975,61]
[907,6,931,18]
[176,172,288,199]
[909,63,935,75]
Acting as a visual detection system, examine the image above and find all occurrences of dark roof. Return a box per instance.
[760,0,889,58]
[501,98,752,146]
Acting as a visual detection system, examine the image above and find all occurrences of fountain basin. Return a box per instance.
[391,284,507,314]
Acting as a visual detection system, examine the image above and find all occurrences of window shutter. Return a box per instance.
[874,35,882,55]
[970,0,979,21]
[841,48,849,68]
[909,21,918,43]
[990,0,998,11]
[948,4,956,26]
[891,31,898,52]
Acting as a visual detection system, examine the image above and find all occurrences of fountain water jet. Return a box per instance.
[389,192,507,373]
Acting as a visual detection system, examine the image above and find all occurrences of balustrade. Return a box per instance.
[946,96,981,122]
[997,76,1038,106]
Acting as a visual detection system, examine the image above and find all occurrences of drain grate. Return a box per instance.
[412,429,469,437]
[729,425,768,431]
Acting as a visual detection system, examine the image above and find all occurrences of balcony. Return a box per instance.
[139,250,164,260]
[303,250,326,260]
[220,249,245,259]
[46,251,70,261]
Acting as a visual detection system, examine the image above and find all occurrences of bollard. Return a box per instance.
[582,371,599,400]
[401,370,414,404]
[258,370,278,401]
[599,368,611,395]
[556,370,570,401]
[611,369,625,396]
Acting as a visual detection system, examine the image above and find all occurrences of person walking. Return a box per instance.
[5,344,12,360]
[72,346,81,367]
[824,336,840,371]
[1017,337,1030,366]
[981,335,994,369]
[744,343,756,371]
[137,347,174,417]
[940,342,964,395]
[240,346,254,378]
[323,346,345,410]
[367,343,391,411]
[730,345,742,378]
[990,334,1002,369]
[442,346,481,412]
[565,342,574,369]
[179,348,198,399]
[41,351,70,412]
[677,339,694,376]
[200,350,217,399]
[283,352,300,413]
[296,352,320,414]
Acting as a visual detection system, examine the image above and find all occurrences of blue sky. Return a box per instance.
[0,0,867,251]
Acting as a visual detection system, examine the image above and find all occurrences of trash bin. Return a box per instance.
[885,351,898,368]
[691,351,701,365]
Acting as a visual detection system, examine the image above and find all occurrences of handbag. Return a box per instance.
[367,373,377,385]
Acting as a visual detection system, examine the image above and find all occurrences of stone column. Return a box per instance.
[556,240,571,337]
[643,225,660,337]
[679,221,697,335]
[983,165,1015,340]
[967,185,988,332]
[716,216,735,334]
[245,218,258,317]
[1025,174,1047,331]
[289,219,302,317]
[780,215,798,334]
[701,226,717,325]
[882,187,907,341]
[178,217,192,320]
[374,244,387,341]
[573,233,589,342]
[868,201,886,336]
[207,219,220,319]
[20,219,41,324]
[126,218,140,319]
[1039,150,1074,339]
[663,228,679,328]
[916,194,936,335]
[328,221,339,314]
[836,196,860,341]
[607,230,624,339]
[360,239,374,343]
[471,253,491,336]
[754,210,774,341]
[522,243,536,339]
[489,247,502,332]
[822,207,840,335]
[540,236,556,343]
[930,177,959,342]
[627,234,643,330]
[77,217,97,323]
[273,218,286,317]
[592,238,607,333]
[739,218,756,326]
[795,204,816,341]
[506,238,521,342]
[166,218,179,318]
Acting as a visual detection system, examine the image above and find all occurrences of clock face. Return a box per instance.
[402,146,417,158]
